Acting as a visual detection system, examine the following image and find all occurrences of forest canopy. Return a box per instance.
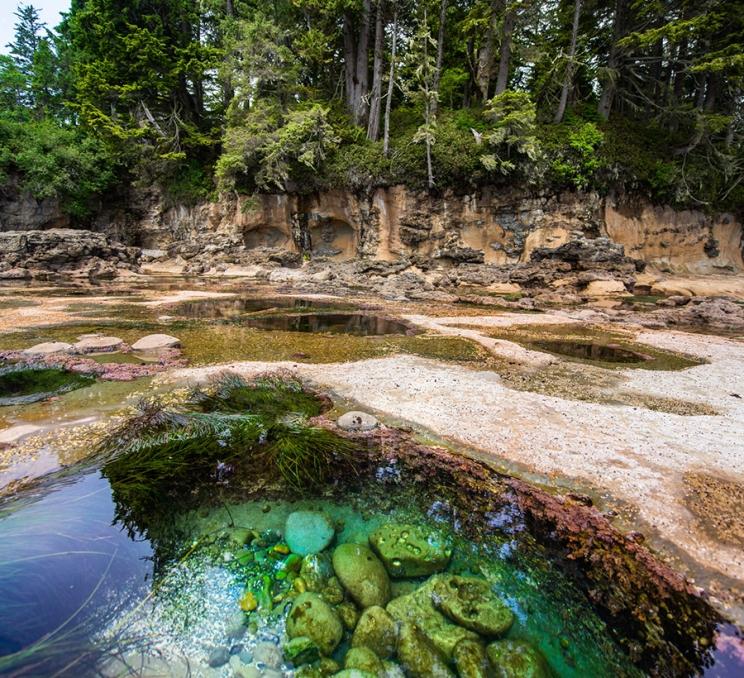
[1,0,743,217]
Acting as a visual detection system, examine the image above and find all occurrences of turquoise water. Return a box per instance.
[0,449,741,677]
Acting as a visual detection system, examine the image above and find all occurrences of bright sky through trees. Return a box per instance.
[0,0,69,55]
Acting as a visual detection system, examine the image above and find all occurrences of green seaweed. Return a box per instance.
[98,374,357,540]
[0,365,95,406]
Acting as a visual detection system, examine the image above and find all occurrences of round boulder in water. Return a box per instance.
[285,510,335,556]
[433,576,513,637]
[286,592,343,656]
[486,639,551,678]
[131,333,181,351]
[369,523,452,577]
[337,411,378,431]
[332,543,390,608]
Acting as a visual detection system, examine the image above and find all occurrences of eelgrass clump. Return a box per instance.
[0,364,95,406]
[189,371,326,419]
[98,373,356,538]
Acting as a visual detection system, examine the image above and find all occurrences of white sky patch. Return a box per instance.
[1,0,70,56]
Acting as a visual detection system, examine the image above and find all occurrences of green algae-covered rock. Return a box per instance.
[486,639,551,678]
[286,511,336,556]
[322,575,345,605]
[284,636,321,665]
[332,670,377,678]
[433,575,513,637]
[397,622,455,678]
[351,606,398,659]
[381,660,406,678]
[332,543,391,608]
[386,575,478,660]
[344,646,384,675]
[336,601,360,630]
[453,639,491,678]
[301,553,334,592]
[287,593,344,656]
[370,524,452,577]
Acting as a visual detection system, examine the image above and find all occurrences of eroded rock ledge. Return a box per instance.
[0,229,140,280]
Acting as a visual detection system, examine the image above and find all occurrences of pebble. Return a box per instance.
[207,646,230,667]
[254,641,282,668]
[337,410,379,431]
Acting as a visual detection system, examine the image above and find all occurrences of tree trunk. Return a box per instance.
[383,10,398,156]
[355,0,371,125]
[554,0,582,123]
[476,0,499,101]
[597,0,626,120]
[343,5,371,126]
[431,0,448,115]
[494,7,516,95]
[343,13,356,113]
[367,0,385,140]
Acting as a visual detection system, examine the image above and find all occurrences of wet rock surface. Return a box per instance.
[286,593,344,656]
[370,523,452,577]
[0,229,140,279]
[332,543,391,608]
[433,576,514,637]
[285,511,336,556]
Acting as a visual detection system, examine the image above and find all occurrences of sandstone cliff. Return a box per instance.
[2,184,742,276]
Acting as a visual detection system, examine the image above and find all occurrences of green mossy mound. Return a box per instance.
[0,364,94,406]
[98,372,356,536]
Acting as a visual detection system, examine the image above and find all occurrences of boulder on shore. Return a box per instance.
[131,334,181,351]
[22,341,75,356]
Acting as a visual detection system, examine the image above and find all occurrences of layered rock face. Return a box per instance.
[126,187,742,276]
[605,199,744,274]
[0,229,140,279]
[1,185,741,283]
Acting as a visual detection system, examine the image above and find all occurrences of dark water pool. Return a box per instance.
[241,313,415,336]
[528,340,651,364]
[173,297,334,319]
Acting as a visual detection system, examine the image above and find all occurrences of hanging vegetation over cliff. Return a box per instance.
[1,0,743,215]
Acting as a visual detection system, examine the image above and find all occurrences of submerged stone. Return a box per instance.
[286,592,343,656]
[283,636,321,666]
[207,646,230,667]
[397,622,455,678]
[301,552,334,593]
[344,646,384,675]
[386,575,479,660]
[336,601,360,630]
[351,606,398,659]
[453,639,490,678]
[369,523,451,577]
[285,511,336,556]
[486,639,551,678]
[432,576,513,637]
[332,543,391,608]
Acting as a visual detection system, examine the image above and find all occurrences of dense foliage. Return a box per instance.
[1,0,743,216]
